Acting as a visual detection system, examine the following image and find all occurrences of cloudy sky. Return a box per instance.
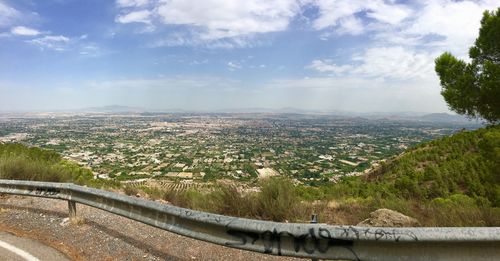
[0,0,498,112]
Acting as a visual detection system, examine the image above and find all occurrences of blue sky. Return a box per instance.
[0,0,498,112]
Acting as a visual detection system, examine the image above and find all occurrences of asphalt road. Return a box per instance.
[0,232,69,261]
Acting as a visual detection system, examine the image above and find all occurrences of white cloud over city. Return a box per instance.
[304,0,498,96]
[308,47,436,80]
[0,0,498,112]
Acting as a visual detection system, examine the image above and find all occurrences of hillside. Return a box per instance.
[0,143,118,188]
[366,125,499,205]
[302,125,500,226]
[132,125,500,226]
[314,125,499,201]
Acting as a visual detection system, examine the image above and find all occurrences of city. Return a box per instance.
[0,0,498,259]
[0,111,480,190]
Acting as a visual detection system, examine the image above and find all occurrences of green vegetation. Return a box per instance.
[139,178,301,222]
[1,126,499,226]
[140,126,500,226]
[327,126,499,206]
[435,8,500,123]
[5,114,470,185]
[0,143,119,188]
[296,126,500,226]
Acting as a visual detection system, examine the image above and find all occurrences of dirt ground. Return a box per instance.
[0,195,302,261]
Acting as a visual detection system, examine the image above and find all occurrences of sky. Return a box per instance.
[0,0,498,112]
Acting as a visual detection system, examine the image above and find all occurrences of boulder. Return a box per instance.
[357,208,420,227]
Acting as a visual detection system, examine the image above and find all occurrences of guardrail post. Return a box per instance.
[310,214,318,224]
[68,200,77,220]
[310,214,318,261]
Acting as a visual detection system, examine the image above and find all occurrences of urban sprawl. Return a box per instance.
[0,113,476,189]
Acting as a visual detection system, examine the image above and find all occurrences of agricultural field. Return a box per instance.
[0,112,481,190]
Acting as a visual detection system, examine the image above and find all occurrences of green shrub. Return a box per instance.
[0,155,72,182]
[257,177,299,221]
[428,195,485,226]
[208,184,258,217]
[0,143,119,189]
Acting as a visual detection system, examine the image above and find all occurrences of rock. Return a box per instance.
[60,217,70,227]
[357,208,420,227]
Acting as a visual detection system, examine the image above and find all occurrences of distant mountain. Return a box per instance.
[417,113,474,123]
[81,105,145,113]
[356,112,480,124]
[215,107,324,114]
[69,106,481,124]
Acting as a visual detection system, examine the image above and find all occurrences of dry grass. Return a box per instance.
[70,216,86,226]
[123,186,140,196]
[139,179,500,226]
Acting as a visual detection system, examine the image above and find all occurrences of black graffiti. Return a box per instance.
[337,226,418,242]
[28,187,60,196]
[226,228,284,255]
[226,229,260,246]
[293,228,354,254]
[225,227,355,257]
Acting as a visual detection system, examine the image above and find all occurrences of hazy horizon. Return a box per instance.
[0,104,473,118]
[1,0,498,113]
[0,104,457,115]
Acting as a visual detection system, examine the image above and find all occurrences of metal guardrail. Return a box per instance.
[0,179,499,261]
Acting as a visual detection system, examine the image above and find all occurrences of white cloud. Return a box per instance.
[0,1,20,27]
[116,0,149,8]
[307,59,353,74]
[11,26,41,36]
[114,0,301,46]
[303,0,498,114]
[151,32,260,49]
[111,0,497,52]
[309,0,498,85]
[312,0,411,32]
[150,32,196,47]
[261,76,447,112]
[32,35,69,42]
[353,47,435,80]
[402,0,499,56]
[227,61,242,71]
[312,0,497,56]
[335,16,364,35]
[156,0,299,40]
[27,35,70,51]
[78,43,104,57]
[364,1,412,25]
[309,46,436,80]
[116,9,151,24]
[313,0,362,30]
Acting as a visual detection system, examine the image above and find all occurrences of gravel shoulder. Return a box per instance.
[0,195,301,261]
[0,231,69,261]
